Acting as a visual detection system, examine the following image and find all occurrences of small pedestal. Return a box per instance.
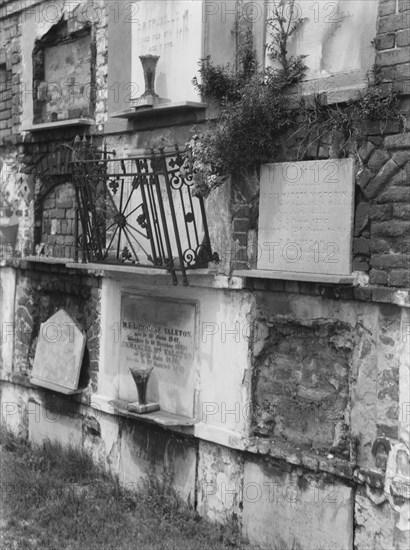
[130,97,170,109]
[130,54,169,110]
[128,402,160,414]
[129,365,160,415]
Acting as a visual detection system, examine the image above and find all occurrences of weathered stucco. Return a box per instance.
[0,0,409,548]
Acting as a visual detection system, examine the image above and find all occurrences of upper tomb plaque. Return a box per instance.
[257,159,355,276]
[132,0,204,102]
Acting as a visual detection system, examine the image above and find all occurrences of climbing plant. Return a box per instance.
[188,0,404,198]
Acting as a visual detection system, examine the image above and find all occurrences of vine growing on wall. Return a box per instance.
[187,0,404,197]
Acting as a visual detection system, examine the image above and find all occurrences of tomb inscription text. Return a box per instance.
[257,159,355,276]
[119,294,196,417]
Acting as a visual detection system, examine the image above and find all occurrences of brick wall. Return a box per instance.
[370,0,410,287]
[0,61,12,140]
[0,0,407,289]
[33,13,95,124]
[230,0,410,291]
[0,9,21,145]
[13,264,101,392]
[377,0,410,95]
[40,183,76,259]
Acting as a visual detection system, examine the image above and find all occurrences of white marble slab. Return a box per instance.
[257,159,355,276]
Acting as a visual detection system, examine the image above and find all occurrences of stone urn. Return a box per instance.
[140,54,160,99]
[131,55,169,108]
[128,365,160,414]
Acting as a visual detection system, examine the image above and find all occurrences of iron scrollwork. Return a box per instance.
[72,145,219,285]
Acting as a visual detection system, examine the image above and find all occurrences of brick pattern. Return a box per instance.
[0,0,408,290]
[229,0,410,290]
[13,264,101,392]
[0,63,12,140]
[377,0,410,95]
[0,11,21,145]
[41,183,76,259]
[32,13,94,125]
[230,120,410,289]
[244,276,410,307]
[359,133,410,288]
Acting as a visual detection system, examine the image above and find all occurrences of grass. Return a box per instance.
[0,429,255,550]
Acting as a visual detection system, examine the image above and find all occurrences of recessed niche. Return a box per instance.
[32,13,96,125]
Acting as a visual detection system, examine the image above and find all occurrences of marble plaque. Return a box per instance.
[120,294,196,418]
[257,159,355,275]
[131,0,203,102]
[31,310,85,393]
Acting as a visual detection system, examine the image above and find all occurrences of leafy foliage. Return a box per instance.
[188,1,307,196]
[287,68,405,160]
[188,1,404,197]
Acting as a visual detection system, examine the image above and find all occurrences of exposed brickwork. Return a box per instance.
[41,183,76,259]
[377,0,410,95]
[227,0,410,291]
[253,317,354,459]
[32,14,95,124]
[13,263,101,392]
[0,9,22,145]
[0,62,13,140]
[0,3,408,548]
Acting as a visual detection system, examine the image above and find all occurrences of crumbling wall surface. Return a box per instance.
[0,7,22,143]
[253,317,354,457]
[196,440,244,522]
[355,487,401,550]
[0,380,197,505]
[248,290,410,549]
[242,459,354,550]
[40,182,76,259]
[0,146,35,256]
[10,264,101,392]
[251,292,407,464]
[38,32,93,123]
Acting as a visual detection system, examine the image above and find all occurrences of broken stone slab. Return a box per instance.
[30,309,86,393]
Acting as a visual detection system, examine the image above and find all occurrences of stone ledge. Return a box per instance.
[91,394,196,430]
[0,372,89,397]
[0,375,195,435]
[25,255,75,265]
[110,101,208,130]
[22,118,94,132]
[234,270,410,307]
[66,262,245,289]
[233,269,355,285]
[30,377,87,395]
[244,436,357,482]
[0,374,387,489]
[110,101,207,120]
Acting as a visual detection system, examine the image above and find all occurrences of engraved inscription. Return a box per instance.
[132,1,203,102]
[122,320,194,377]
[257,159,355,275]
[119,294,196,418]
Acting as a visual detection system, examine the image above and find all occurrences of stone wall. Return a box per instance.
[10,263,101,393]
[32,12,95,124]
[377,0,410,96]
[230,118,410,288]
[40,183,76,259]
[252,318,353,457]
[230,0,410,286]
[0,7,21,145]
[0,1,409,549]
[0,58,12,141]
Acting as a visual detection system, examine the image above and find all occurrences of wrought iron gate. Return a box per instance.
[71,144,218,285]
